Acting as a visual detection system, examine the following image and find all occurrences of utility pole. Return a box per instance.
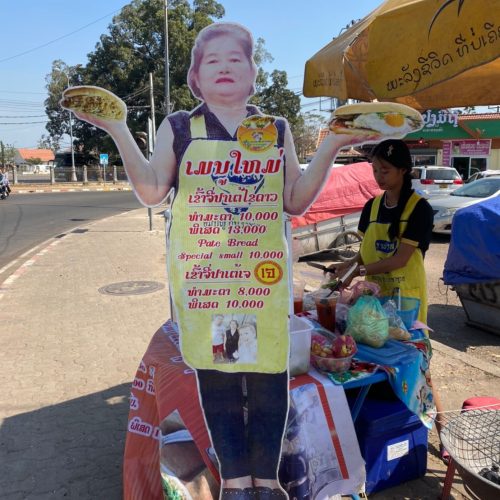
[60,70,77,182]
[164,0,171,115]
[149,72,156,149]
[147,72,157,232]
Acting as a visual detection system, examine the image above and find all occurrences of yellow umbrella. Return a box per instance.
[303,0,500,109]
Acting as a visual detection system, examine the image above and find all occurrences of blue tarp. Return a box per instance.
[443,197,500,285]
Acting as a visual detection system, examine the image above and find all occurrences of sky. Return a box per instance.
[0,0,382,149]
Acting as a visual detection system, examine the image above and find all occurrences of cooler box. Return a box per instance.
[354,397,428,494]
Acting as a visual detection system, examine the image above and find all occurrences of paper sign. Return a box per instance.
[387,440,409,461]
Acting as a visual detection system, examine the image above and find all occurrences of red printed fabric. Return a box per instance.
[123,322,218,500]
[291,162,382,228]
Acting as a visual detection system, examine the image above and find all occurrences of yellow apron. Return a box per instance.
[359,192,428,326]
[167,114,290,373]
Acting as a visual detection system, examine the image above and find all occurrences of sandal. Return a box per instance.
[440,443,450,465]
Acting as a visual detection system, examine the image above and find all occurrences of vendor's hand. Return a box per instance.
[324,261,350,279]
[340,271,357,289]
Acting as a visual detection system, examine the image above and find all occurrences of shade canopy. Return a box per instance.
[303,0,500,109]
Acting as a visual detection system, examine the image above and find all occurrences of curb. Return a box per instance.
[12,184,132,194]
[0,207,151,301]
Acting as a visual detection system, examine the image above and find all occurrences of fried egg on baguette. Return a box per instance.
[329,102,423,138]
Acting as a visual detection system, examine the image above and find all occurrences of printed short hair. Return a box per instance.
[187,22,257,100]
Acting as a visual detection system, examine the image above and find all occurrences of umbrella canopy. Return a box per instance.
[303,0,500,109]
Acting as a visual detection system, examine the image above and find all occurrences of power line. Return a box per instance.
[0,89,47,95]
[0,115,46,118]
[0,121,47,125]
[0,8,123,64]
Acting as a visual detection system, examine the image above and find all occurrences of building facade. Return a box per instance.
[405,110,500,179]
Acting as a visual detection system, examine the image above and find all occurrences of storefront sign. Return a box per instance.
[421,109,459,129]
[405,109,469,140]
[442,139,491,166]
[451,139,491,156]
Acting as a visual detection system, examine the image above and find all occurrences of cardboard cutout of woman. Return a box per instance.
[62,22,376,499]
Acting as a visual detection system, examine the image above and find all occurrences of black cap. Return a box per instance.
[371,139,413,172]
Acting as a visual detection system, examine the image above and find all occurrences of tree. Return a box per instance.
[0,142,16,167]
[44,0,304,162]
[45,60,76,150]
[292,112,327,163]
[38,134,60,152]
[251,70,301,131]
[25,157,44,166]
[253,37,273,94]
[45,0,225,158]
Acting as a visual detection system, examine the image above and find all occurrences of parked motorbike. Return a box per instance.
[0,173,10,200]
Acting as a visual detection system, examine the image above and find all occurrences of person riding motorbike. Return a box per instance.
[0,170,11,199]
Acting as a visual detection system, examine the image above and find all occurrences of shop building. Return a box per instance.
[405,111,500,179]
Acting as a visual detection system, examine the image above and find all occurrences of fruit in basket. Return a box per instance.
[311,334,357,359]
[311,340,332,357]
[332,334,357,357]
[311,334,357,373]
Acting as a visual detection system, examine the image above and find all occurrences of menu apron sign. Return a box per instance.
[167,114,290,373]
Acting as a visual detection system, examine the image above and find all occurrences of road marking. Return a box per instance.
[0,239,62,302]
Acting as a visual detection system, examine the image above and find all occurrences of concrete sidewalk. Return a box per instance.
[0,208,498,499]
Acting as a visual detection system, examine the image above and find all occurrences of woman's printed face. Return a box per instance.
[372,157,405,191]
[195,35,255,104]
[230,320,237,329]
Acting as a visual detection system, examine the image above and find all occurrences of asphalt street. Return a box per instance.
[0,191,142,270]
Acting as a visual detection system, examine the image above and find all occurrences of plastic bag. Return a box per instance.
[338,286,354,305]
[350,281,381,302]
[382,299,411,341]
[346,295,389,348]
[335,302,350,334]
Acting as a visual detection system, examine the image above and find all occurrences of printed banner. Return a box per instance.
[168,116,290,373]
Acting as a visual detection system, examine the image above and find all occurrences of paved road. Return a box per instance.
[0,191,142,271]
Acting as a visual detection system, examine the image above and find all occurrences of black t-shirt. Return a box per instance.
[358,193,434,255]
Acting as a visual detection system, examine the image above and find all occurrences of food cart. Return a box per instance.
[443,197,500,336]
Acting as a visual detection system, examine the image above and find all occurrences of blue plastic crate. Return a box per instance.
[354,398,428,494]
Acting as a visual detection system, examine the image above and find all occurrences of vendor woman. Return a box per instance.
[67,22,373,499]
[329,139,446,453]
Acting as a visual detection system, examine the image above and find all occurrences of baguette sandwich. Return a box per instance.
[328,102,423,138]
[60,86,126,121]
